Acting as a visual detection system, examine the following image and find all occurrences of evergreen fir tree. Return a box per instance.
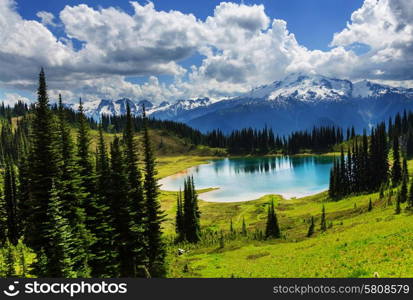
[18,243,27,278]
[395,191,401,214]
[402,156,409,181]
[320,205,327,232]
[17,155,30,243]
[25,69,62,271]
[92,126,119,277]
[392,136,402,186]
[77,98,96,231]
[379,185,384,199]
[219,231,225,249]
[408,177,413,209]
[190,176,201,233]
[229,219,234,235]
[265,200,280,239]
[347,147,353,193]
[5,240,16,277]
[0,189,8,246]
[241,217,247,236]
[57,97,91,277]
[340,147,347,194]
[175,189,185,241]
[183,177,201,243]
[3,161,20,245]
[328,163,336,199]
[33,248,48,277]
[142,107,166,277]
[400,171,408,203]
[123,103,148,277]
[368,198,373,212]
[109,136,136,277]
[307,216,315,237]
[44,182,76,278]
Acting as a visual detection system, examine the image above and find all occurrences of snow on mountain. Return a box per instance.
[76,73,413,135]
[352,80,374,98]
[79,97,213,121]
[240,73,413,102]
[242,73,353,102]
[152,98,210,114]
[148,98,215,122]
[182,73,413,134]
[352,80,413,98]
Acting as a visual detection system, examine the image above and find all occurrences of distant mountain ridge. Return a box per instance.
[78,73,413,135]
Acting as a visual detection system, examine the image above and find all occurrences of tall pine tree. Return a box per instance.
[123,103,148,277]
[175,189,185,241]
[109,136,135,277]
[142,107,166,277]
[3,160,20,245]
[25,69,62,275]
[57,96,92,277]
[265,200,280,239]
[91,125,119,277]
[43,182,75,278]
[183,177,201,243]
[307,216,315,237]
[320,205,327,232]
[77,99,96,231]
[392,135,402,186]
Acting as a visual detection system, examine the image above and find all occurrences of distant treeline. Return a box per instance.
[3,98,413,157]
[100,113,351,155]
[205,126,350,154]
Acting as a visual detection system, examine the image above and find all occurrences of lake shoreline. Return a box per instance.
[159,155,334,203]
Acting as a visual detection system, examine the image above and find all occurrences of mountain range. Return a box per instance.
[78,73,413,135]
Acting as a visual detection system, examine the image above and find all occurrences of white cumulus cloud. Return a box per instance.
[1,92,31,106]
[0,0,412,105]
[36,11,57,27]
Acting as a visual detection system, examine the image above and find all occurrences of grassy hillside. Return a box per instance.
[86,128,226,158]
[158,158,413,278]
[7,116,225,158]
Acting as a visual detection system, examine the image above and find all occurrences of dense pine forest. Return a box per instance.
[0,69,165,277]
[329,111,413,203]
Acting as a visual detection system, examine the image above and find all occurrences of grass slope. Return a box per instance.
[158,158,413,278]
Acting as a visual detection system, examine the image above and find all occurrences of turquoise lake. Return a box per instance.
[159,156,335,202]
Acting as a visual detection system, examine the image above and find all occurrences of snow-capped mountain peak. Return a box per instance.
[71,73,413,136]
[78,97,213,121]
[244,73,353,102]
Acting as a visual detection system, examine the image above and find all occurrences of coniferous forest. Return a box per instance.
[0,69,166,278]
[329,112,413,202]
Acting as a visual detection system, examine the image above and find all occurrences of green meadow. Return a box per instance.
[158,157,413,278]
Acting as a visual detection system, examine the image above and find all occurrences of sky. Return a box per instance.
[0,0,412,105]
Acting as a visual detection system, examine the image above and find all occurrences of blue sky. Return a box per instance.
[0,0,412,104]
